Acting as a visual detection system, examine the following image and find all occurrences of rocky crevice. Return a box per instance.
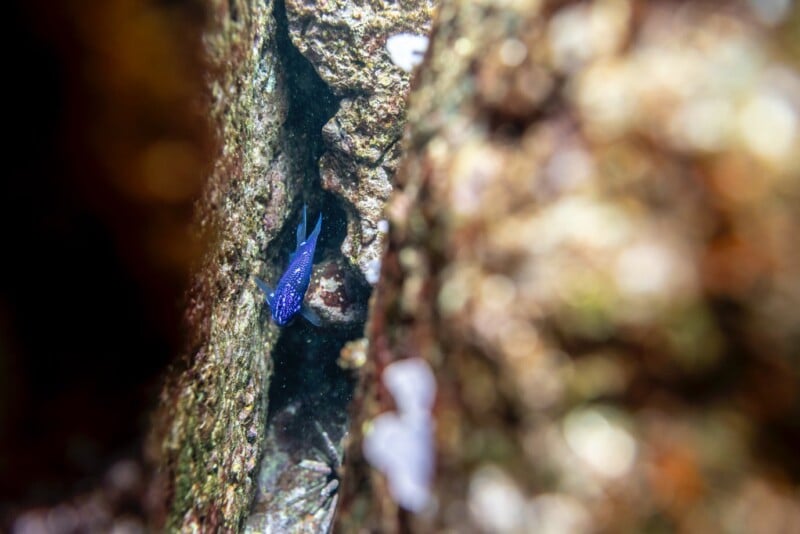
[153,0,432,531]
[244,0,373,531]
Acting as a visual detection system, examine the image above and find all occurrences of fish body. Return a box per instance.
[255,205,322,326]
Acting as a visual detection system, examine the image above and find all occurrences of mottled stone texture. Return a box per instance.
[340,0,800,532]
[149,0,305,531]
[149,0,432,531]
[307,258,371,325]
[285,0,433,280]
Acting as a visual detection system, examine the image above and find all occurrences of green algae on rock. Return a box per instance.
[150,0,299,531]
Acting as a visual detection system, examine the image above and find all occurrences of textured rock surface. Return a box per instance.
[338,0,800,532]
[307,258,371,326]
[150,1,305,531]
[151,0,425,531]
[6,0,427,531]
[285,0,433,280]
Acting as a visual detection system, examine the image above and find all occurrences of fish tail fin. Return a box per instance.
[296,204,308,247]
[309,212,322,241]
[300,303,321,326]
[254,276,275,307]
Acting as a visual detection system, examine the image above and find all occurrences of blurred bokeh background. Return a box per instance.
[339,1,800,532]
[1,0,209,527]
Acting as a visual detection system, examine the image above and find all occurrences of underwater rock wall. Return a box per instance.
[339,0,800,531]
[151,0,295,531]
[284,0,434,281]
[152,0,432,532]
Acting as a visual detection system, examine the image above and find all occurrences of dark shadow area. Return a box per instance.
[0,0,209,525]
[268,321,361,460]
[274,0,339,166]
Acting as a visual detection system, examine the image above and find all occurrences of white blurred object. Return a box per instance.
[364,258,382,285]
[363,358,437,512]
[386,33,429,72]
[468,466,527,533]
[382,357,437,416]
[563,407,637,479]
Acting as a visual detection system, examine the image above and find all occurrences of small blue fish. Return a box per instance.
[255,205,322,326]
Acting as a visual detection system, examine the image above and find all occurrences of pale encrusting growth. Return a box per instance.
[386,33,429,72]
[363,358,437,512]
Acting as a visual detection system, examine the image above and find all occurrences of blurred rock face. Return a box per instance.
[340,0,800,532]
[1,0,208,526]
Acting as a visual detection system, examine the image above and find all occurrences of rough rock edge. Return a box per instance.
[148,1,305,531]
[284,0,434,281]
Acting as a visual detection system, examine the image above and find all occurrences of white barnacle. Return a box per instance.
[386,33,429,73]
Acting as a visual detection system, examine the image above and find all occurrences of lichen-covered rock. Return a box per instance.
[150,1,307,531]
[339,0,800,532]
[284,0,433,280]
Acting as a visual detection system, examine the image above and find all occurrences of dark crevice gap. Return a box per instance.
[274,0,338,167]
[266,0,344,262]
[267,322,362,459]
[248,0,371,527]
[228,0,239,23]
